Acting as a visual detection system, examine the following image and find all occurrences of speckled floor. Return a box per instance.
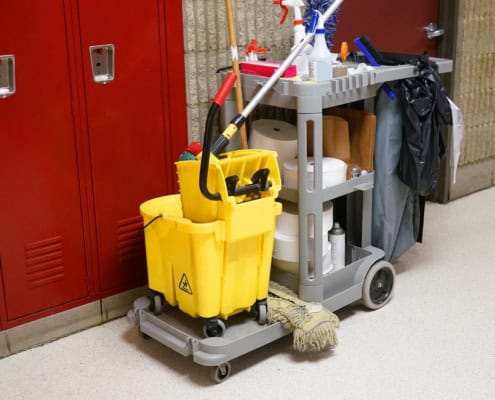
[1,187,494,400]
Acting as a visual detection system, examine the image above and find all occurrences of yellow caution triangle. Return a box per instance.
[179,273,193,295]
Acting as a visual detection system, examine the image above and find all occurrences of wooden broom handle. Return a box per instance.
[225,0,248,149]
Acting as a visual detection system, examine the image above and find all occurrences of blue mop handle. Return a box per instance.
[354,37,395,100]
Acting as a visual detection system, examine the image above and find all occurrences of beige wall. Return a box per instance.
[182,0,293,142]
[450,0,495,198]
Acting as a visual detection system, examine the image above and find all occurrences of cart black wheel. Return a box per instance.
[150,294,163,315]
[203,318,226,338]
[362,260,395,310]
[256,300,268,325]
[211,362,231,383]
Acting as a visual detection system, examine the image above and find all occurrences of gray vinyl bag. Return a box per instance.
[372,84,421,261]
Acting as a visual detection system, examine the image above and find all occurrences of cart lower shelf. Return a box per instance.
[127,245,390,383]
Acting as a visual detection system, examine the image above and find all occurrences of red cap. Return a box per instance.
[186,141,203,155]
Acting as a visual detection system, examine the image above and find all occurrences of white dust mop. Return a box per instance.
[267,281,340,352]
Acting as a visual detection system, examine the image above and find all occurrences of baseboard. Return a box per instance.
[0,286,150,358]
[450,158,495,200]
[101,286,151,322]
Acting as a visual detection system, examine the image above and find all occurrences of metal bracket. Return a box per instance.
[89,44,115,84]
[0,55,15,98]
[424,22,445,39]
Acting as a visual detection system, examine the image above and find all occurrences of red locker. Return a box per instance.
[76,0,182,295]
[0,0,187,329]
[0,1,89,323]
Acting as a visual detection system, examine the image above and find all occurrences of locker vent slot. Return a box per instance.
[25,236,65,288]
[117,216,145,263]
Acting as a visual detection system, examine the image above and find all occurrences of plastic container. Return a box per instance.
[329,222,345,270]
[140,194,282,320]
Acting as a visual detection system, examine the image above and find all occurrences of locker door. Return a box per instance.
[0,1,88,322]
[77,1,174,293]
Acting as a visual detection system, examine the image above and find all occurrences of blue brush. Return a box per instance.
[303,0,340,50]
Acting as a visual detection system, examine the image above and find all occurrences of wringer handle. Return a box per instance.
[199,73,237,201]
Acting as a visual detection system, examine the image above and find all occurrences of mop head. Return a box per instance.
[267,281,340,352]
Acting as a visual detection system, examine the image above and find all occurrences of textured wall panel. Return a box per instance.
[183,0,292,142]
[454,0,495,166]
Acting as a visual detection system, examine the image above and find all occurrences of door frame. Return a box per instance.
[429,0,460,203]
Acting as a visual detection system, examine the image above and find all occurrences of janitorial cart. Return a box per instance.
[127,0,453,383]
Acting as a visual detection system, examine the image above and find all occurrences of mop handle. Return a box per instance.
[211,0,345,155]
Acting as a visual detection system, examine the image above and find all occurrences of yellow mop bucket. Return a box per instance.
[140,194,282,320]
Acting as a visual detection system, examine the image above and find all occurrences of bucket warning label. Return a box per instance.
[179,273,193,295]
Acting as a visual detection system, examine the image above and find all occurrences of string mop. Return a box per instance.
[268,281,340,352]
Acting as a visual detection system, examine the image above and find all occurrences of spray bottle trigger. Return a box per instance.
[273,0,289,24]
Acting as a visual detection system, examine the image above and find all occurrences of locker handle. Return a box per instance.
[0,55,16,98]
[89,44,115,84]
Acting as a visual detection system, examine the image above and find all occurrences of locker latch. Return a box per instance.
[89,44,115,84]
[0,55,15,98]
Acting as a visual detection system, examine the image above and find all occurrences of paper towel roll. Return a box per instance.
[283,157,347,191]
[249,119,297,174]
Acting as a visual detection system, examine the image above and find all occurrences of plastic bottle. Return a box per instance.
[274,0,311,78]
[308,10,333,81]
[329,222,345,270]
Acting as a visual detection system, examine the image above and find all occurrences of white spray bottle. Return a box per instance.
[274,0,312,78]
[308,9,334,81]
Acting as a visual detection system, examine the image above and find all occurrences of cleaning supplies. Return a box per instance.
[274,0,312,78]
[245,39,269,61]
[329,222,345,269]
[267,281,339,352]
[308,10,334,81]
[303,0,341,50]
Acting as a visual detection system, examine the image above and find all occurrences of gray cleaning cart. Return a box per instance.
[128,58,453,383]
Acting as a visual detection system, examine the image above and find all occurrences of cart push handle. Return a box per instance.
[210,0,344,155]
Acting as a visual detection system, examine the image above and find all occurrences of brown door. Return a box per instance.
[332,0,442,56]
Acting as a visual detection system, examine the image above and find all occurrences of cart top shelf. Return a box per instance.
[240,58,453,110]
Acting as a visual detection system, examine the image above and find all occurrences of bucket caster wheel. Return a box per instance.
[203,318,226,338]
[149,292,164,315]
[251,299,268,325]
[211,362,231,383]
[362,260,395,310]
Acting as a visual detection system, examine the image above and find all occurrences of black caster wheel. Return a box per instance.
[362,260,395,310]
[251,299,268,325]
[211,362,231,383]
[149,292,164,315]
[203,318,226,338]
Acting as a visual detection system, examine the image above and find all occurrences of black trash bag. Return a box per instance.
[398,54,453,196]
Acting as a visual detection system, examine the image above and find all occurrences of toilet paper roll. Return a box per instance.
[272,239,333,275]
[272,232,299,263]
[276,202,333,240]
[283,157,347,191]
[272,231,331,262]
[249,119,297,174]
